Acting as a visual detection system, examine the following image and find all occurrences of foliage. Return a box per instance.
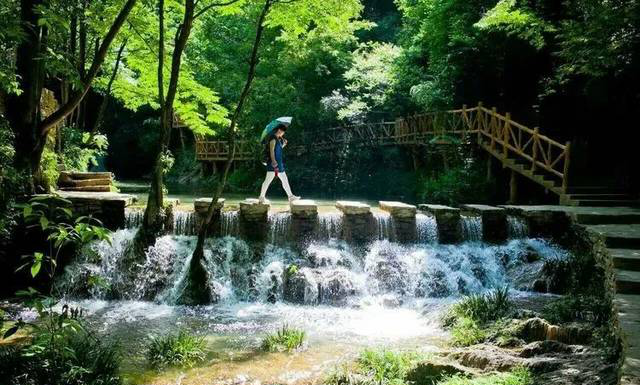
[542,295,612,326]
[443,287,512,327]
[357,349,422,385]
[0,292,122,385]
[417,161,496,206]
[322,42,401,123]
[146,330,206,368]
[17,195,111,284]
[449,317,487,347]
[261,325,305,352]
[437,367,532,385]
[0,113,24,242]
[60,126,109,172]
[40,146,61,191]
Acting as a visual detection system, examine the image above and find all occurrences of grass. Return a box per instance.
[146,330,206,368]
[357,349,422,384]
[542,294,611,326]
[437,367,532,385]
[261,325,306,352]
[449,317,487,347]
[443,287,512,327]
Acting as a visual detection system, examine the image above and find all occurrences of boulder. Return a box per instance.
[519,340,573,358]
[319,269,356,304]
[406,360,474,385]
[284,268,319,304]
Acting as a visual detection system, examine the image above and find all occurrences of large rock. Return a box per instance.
[290,199,318,218]
[513,318,592,345]
[319,268,356,304]
[379,201,417,218]
[284,268,320,304]
[406,360,476,384]
[239,198,269,222]
[336,201,371,215]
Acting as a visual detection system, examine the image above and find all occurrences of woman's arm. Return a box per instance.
[269,139,277,167]
[281,138,287,148]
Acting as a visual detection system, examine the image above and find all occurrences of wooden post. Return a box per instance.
[531,127,539,172]
[562,141,571,192]
[503,112,510,160]
[509,170,518,204]
[490,107,497,151]
[476,102,483,144]
[461,104,467,140]
[486,155,492,182]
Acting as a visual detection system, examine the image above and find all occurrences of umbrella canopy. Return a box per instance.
[260,117,292,141]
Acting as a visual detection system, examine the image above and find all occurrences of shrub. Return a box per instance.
[0,307,122,385]
[417,163,496,206]
[443,287,512,327]
[146,330,206,368]
[450,317,487,347]
[357,349,422,384]
[437,367,532,385]
[542,295,612,326]
[60,126,109,172]
[261,325,305,352]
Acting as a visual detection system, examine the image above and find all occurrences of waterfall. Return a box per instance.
[415,213,438,243]
[58,231,568,305]
[318,212,343,239]
[124,209,143,228]
[268,212,292,243]
[221,210,240,237]
[460,215,482,241]
[373,211,395,241]
[173,211,196,235]
[507,215,528,239]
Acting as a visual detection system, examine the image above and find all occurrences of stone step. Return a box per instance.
[461,204,507,243]
[59,171,112,180]
[239,198,270,221]
[194,197,225,212]
[586,224,640,249]
[567,193,636,200]
[575,199,639,208]
[574,212,639,225]
[616,270,640,294]
[290,199,318,217]
[336,201,370,215]
[567,186,629,194]
[379,201,417,218]
[610,248,641,271]
[59,178,112,187]
[58,185,111,192]
[614,294,640,385]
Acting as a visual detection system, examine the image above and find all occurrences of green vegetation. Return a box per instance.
[146,330,206,368]
[437,367,532,385]
[443,288,513,347]
[357,349,422,384]
[542,294,611,326]
[261,325,306,352]
[417,163,497,206]
[0,294,121,385]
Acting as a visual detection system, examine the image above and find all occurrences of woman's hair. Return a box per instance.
[275,123,287,132]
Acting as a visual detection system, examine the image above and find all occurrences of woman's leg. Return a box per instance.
[259,172,276,200]
[277,172,296,198]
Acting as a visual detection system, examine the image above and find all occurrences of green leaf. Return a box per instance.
[31,261,41,278]
[3,325,19,339]
[39,216,49,230]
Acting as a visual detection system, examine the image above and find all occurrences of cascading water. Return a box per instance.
[268,212,292,243]
[507,215,529,239]
[124,208,143,228]
[373,211,395,241]
[318,212,343,239]
[221,210,240,237]
[415,213,438,243]
[460,214,482,241]
[173,210,196,236]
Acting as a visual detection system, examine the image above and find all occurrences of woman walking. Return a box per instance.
[258,120,300,203]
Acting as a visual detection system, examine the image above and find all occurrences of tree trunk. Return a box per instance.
[92,39,128,135]
[136,0,196,250]
[8,0,138,192]
[179,0,272,305]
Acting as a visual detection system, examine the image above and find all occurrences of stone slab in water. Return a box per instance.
[419,204,461,244]
[290,199,318,217]
[336,201,370,215]
[240,198,270,221]
[194,197,225,212]
[379,201,417,218]
[44,191,137,230]
[461,204,507,244]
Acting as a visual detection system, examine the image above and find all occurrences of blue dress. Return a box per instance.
[266,138,285,172]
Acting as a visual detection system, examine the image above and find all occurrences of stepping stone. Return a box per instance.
[461,204,507,244]
[419,204,460,244]
[239,198,270,221]
[587,224,640,249]
[616,269,640,295]
[194,197,225,212]
[610,248,640,271]
[336,201,370,215]
[461,204,504,214]
[290,199,318,217]
[379,201,416,218]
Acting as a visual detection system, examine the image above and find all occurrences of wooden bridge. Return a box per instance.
[195,103,579,204]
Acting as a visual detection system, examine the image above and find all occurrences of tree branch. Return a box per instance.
[193,0,242,19]
[38,0,138,136]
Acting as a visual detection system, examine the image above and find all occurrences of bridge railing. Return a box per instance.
[195,138,255,161]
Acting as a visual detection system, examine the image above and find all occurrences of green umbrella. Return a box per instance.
[260,117,292,142]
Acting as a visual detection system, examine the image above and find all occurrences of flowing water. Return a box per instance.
[460,214,482,241]
[507,215,529,239]
[55,210,567,384]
